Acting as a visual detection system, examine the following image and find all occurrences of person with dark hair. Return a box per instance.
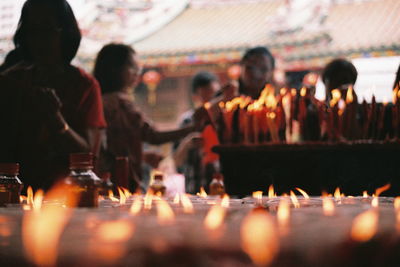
[0,49,23,73]
[173,71,221,193]
[94,44,207,190]
[321,58,358,103]
[0,0,106,189]
[239,46,275,99]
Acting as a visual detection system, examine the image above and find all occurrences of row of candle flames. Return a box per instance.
[211,84,400,143]
[6,183,399,266]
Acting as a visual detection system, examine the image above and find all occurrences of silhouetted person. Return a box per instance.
[94,44,207,190]
[322,58,358,104]
[0,0,106,190]
[239,46,275,99]
[393,64,400,90]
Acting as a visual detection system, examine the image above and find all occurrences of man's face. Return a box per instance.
[194,81,220,105]
[240,54,273,94]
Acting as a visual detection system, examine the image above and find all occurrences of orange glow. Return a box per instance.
[108,190,119,202]
[334,187,341,200]
[27,186,34,205]
[350,209,378,242]
[332,89,341,101]
[197,187,208,198]
[22,184,78,267]
[300,87,307,97]
[129,198,142,215]
[322,197,335,216]
[181,194,194,213]
[394,197,400,210]
[363,191,369,198]
[268,185,275,198]
[219,102,225,109]
[204,102,211,110]
[290,191,300,208]
[204,205,226,231]
[122,187,131,198]
[267,112,276,120]
[280,88,287,96]
[393,87,398,104]
[253,191,263,200]
[118,187,126,205]
[277,198,290,235]
[291,88,297,97]
[295,188,310,199]
[221,194,230,208]
[346,86,354,104]
[241,210,279,266]
[156,199,175,225]
[20,195,27,203]
[97,220,134,243]
[144,191,153,210]
[173,193,180,204]
[396,212,400,233]
[265,94,277,109]
[371,197,379,208]
[375,184,391,196]
[32,189,44,212]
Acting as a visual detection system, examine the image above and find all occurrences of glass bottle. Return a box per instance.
[0,163,23,206]
[149,172,166,196]
[209,173,225,196]
[64,153,101,208]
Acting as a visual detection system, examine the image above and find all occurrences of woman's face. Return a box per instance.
[24,3,63,64]
[121,54,142,91]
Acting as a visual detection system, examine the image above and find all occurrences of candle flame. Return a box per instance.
[241,210,279,266]
[253,191,263,199]
[334,187,341,200]
[280,88,287,96]
[197,187,208,198]
[144,191,153,210]
[33,189,44,212]
[118,187,126,205]
[27,186,34,205]
[204,205,226,231]
[268,185,275,198]
[289,191,300,208]
[346,86,354,104]
[22,183,78,267]
[173,193,180,204]
[322,197,335,216]
[375,183,391,196]
[20,195,27,203]
[129,198,142,215]
[122,187,131,198]
[204,102,211,110]
[267,112,276,120]
[181,194,194,213]
[295,188,310,199]
[108,190,119,202]
[291,88,297,97]
[156,199,175,225]
[277,198,290,235]
[219,101,225,109]
[363,191,369,198]
[350,209,378,242]
[221,194,230,208]
[300,87,307,97]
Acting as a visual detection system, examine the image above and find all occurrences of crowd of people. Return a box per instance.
[0,0,399,193]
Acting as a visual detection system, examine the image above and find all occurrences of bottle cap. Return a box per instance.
[0,163,20,175]
[70,153,93,168]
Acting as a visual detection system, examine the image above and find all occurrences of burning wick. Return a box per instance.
[268,185,275,198]
[252,191,263,205]
[295,187,310,199]
[197,187,207,198]
[289,191,300,208]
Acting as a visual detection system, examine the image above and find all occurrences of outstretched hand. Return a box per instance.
[193,106,211,132]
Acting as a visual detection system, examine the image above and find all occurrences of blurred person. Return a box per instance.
[393,63,400,90]
[174,71,220,193]
[94,44,207,191]
[239,46,275,99]
[321,58,358,104]
[0,0,106,190]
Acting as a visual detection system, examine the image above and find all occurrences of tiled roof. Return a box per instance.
[134,1,282,55]
[133,0,400,69]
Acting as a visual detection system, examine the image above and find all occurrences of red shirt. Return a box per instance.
[0,63,106,189]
